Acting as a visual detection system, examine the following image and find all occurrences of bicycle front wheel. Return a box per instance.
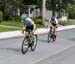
[21,37,29,54]
[31,35,37,51]
[48,32,51,43]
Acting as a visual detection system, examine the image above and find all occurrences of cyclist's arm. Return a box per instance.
[21,24,25,34]
[22,20,25,29]
[55,18,58,24]
[31,21,36,30]
[22,24,25,29]
[22,21,26,33]
[48,18,52,27]
[55,18,59,28]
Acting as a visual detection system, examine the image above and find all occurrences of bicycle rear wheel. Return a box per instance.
[52,34,56,42]
[21,37,29,54]
[31,35,37,51]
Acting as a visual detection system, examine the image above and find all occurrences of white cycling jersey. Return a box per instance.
[49,17,58,24]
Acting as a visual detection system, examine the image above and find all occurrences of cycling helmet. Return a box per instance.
[21,14,28,19]
[25,18,32,21]
[51,17,55,21]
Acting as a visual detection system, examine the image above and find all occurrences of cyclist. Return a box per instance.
[48,16,58,36]
[21,17,36,35]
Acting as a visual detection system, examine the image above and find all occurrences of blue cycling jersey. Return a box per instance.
[23,20,32,27]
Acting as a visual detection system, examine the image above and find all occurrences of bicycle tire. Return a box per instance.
[52,34,56,42]
[48,33,50,43]
[48,30,52,43]
[31,35,37,51]
[21,37,29,54]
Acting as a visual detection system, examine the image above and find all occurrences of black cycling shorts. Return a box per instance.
[26,25,34,31]
[51,23,57,26]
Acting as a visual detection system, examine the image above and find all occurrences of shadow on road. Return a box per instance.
[0,47,21,54]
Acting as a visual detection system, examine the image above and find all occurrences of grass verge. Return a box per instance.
[58,19,75,26]
[0,27,21,32]
[0,21,22,27]
[0,19,43,32]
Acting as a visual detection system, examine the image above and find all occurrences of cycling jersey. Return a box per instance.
[23,20,33,27]
[49,17,58,25]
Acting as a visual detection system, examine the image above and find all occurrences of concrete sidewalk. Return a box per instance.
[0,25,75,39]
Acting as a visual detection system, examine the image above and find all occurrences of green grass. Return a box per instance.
[33,18,43,28]
[0,19,43,32]
[0,21,22,27]
[58,19,75,26]
[0,27,21,32]
[0,20,43,28]
[1,19,75,32]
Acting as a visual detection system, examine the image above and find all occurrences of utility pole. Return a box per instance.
[42,0,46,27]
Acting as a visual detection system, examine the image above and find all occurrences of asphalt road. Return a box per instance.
[0,29,75,64]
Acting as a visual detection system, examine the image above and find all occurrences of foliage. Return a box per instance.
[32,18,43,28]
[58,19,75,26]
[0,27,21,32]
[0,0,75,20]
[58,21,69,26]
[0,17,43,28]
[0,11,3,22]
[71,0,75,5]
[0,21,22,27]
[67,5,75,19]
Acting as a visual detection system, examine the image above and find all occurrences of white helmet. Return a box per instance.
[25,18,32,21]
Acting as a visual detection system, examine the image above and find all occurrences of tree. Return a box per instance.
[41,0,46,27]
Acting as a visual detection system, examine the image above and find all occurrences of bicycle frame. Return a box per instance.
[21,30,37,54]
[49,27,54,34]
[48,26,56,42]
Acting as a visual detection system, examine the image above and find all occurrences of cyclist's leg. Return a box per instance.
[54,24,58,35]
[51,23,57,35]
[30,25,35,35]
[49,23,53,33]
[53,26,56,35]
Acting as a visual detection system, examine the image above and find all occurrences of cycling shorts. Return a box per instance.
[51,23,57,26]
[26,25,34,32]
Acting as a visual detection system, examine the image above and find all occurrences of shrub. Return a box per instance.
[0,11,3,22]
[58,21,69,26]
[67,6,75,19]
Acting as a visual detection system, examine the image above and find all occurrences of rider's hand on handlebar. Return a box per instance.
[22,29,25,34]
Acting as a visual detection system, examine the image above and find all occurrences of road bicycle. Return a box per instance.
[21,30,37,54]
[48,27,56,43]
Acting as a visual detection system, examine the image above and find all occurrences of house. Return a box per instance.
[20,5,41,18]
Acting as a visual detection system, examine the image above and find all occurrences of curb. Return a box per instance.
[0,25,75,39]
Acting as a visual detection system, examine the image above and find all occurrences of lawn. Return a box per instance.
[58,19,75,26]
[0,27,21,32]
[0,21,22,27]
[0,19,43,32]
[0,19,75,32]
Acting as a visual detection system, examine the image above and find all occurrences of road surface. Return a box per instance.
[0,29,75,64]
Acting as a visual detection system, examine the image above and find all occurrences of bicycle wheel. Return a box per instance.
[31,35,37,51]
[52,34,56,42]
[48,31,51,43]
[21,37,29,54]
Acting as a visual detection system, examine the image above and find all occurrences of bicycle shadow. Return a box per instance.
[38,39,48,43]
[0,47,34,55]
[0,47,22,54]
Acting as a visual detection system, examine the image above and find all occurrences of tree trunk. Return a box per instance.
[41,0,46,27]
[51,0,56,16]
